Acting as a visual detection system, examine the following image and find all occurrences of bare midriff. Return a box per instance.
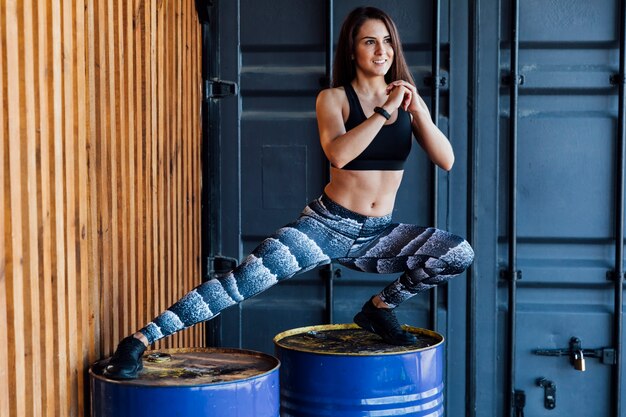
[324,166,404,217]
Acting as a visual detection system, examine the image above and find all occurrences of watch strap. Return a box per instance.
[373,106,391,120]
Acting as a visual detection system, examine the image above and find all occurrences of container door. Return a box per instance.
[213,0,331,349]
[484,0,623,415]
[215,1,471,416]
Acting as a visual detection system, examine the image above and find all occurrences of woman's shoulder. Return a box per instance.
[316,86,347,106]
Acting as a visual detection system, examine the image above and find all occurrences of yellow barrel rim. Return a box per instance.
[89,347,280,387]
[273,323,444,356]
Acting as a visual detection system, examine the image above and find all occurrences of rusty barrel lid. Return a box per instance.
[273,323,444,356]
[90,347,280,387]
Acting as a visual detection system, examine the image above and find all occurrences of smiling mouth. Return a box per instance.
[373,59,387,64]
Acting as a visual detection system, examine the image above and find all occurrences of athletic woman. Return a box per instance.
[104,6,474,380]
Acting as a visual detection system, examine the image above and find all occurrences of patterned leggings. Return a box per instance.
[140,194,474,344]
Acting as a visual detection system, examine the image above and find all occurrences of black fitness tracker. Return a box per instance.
[373,106,391,120]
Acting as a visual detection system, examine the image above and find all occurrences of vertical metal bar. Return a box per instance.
[323,0,335,324]
[507,0,520,415]
[613,1,625,416]
[429,0,442,332]
[197,0,223,347]
[466,1,479,415]
[326,0,334,88]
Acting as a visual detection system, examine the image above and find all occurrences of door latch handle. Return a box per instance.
[537,378,556,410]
[534,336,615,370]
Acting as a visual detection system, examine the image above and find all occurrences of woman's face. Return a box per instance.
[352,19,394,78]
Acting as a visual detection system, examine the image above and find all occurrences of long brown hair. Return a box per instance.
[331,7,415,88]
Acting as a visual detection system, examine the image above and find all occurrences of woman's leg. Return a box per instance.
[104,214,348,379]
[140,219,334,344]
[340,224,474,306]
[340,224,474,344]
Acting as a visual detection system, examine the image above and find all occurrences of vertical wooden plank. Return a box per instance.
[0,2,12,414]
[117,0,130,341]
[61,0,80,413]
[150,0,159,349]
[22,1,43,415]
[182,1,194,345]
[167,0,175,350]
[86,0,101,364]
[185,0,193,348]
[179,0,186,346]
[183,0,192,348]
[182,0,188,348]
[180,0,188,348]
[35,3,57,414]
[126,0,137,336]
[162,0,170,349]
[6,1,28,416]
[193,0,202,347]
[75,0,90,414]
[106,0,120,349]
[170,2,179,347]
[51,0,69,413]
[134,0,145,337]
[156,0,166,349]
[178,0,185,348]
[96,0,112,356]
[143,0,153,342]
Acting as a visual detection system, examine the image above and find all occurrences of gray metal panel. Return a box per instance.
[238,0,328,354]
[214,2,474,416]
[471,1,502,415]
[328,0,452,323]
[217,0,244,349]
[491,0,621,415]
[209,0,626,415]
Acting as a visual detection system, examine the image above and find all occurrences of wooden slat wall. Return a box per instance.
[0,1,204,416]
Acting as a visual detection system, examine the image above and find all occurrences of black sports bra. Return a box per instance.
[338,83,412,171]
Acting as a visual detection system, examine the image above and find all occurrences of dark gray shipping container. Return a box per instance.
[200,1,625,415]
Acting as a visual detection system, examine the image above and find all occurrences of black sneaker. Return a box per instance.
[353,298,418,346]
[103,336,147,380]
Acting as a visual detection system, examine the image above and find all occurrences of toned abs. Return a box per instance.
[324,167,404,217]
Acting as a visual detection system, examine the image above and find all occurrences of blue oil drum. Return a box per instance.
[90,347,280,417]
[274,324,444,417]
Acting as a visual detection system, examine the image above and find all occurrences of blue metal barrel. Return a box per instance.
[274,324,444,417]
[90,347,280,417]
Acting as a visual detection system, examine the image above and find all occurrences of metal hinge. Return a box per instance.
[610,73,625,85]
[319,265,342,281]
[206,255,238,278]
[502,73,525,86]
[423,75,448,89]
[500,269,522,281]
[605,270,626,281]
[205,78,238,101]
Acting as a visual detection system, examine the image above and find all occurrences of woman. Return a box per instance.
[104,6,474,380]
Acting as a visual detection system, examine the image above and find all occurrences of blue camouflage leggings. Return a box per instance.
[140,193,474,344]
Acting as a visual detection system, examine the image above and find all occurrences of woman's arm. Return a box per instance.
[316,86,408,169]
[387,81,455,171]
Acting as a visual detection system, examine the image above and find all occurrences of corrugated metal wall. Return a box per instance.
[0,1,203,416]
[472,0,625,416]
